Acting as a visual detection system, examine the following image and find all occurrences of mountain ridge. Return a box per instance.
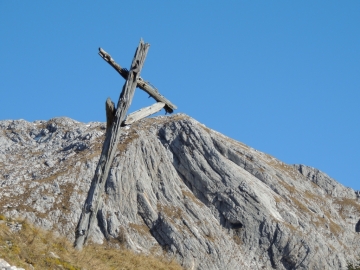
[0,114,359,269]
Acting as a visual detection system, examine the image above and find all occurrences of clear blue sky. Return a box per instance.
[1,1,359,190]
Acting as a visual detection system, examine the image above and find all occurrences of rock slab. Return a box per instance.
[1,114,360,269]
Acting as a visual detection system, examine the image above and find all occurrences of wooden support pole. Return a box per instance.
[74,39,150,250]
[123,102,165,126]
[99,48,177,113]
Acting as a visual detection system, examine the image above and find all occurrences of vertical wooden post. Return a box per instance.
[74,39,150,250]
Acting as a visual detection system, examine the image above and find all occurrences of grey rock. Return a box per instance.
[0,115,359,270]
[0,258,25,270]
[47,122,57,133]
[293,164,356,198]
[0,259,10,268]
[45,159,55,167]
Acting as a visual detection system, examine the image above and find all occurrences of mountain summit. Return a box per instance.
[1,114,359,269]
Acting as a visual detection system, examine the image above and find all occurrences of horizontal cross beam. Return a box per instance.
[99,48,177,114]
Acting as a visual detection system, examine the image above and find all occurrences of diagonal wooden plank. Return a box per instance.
[123,102,165,125]
[74,39,150,250]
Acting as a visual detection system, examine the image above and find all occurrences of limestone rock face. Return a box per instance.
[1,114,359,269]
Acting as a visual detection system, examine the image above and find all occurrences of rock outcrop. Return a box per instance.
[0,114,359,269]
[0,258,26,270]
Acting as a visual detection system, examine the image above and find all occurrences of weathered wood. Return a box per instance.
[98,48,129,78]
[105,97,115,131]
[123,102,165,125]
[136,78,177,113]
[99,48,177,113]
[75,39,150,250]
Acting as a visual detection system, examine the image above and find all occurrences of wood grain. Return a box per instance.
[98,48,177,113]
[75,39,150,249]
[123,102,165,125]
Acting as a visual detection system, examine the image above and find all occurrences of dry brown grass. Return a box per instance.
[278,180,345,236]
[321,210,343,235]
[0,138,104,218]
[274,195,282,204]
[77,142,103,161]
[290,197,312,215]
[334,198,360,218]
[0,216,183,270]
[181,190,203,207]
[232,233,242,245]
[157,203,183,220]
[310,209,343,236]
[283,222,299,233]
[328,219,342,235]
[312,217,327,230]
[128,114,188,132]
[265,159,298,178]
[199,125,212,135]
[156,203,195,237]
[161,114,188,124]
[304,190,315,201]
[117,132,139,153]
[280,180,296,195]
[275,162,296,175]
[310,181,319,188]
[0,167,77,221]
[204,232,215,242]
[128,223,150,237]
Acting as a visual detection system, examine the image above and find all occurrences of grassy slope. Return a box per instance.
[0,215,182,270]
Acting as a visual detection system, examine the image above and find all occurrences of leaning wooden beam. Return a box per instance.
[123,102,165,126]
[136,78,176,113]
[75,39,150,250]
[99,48,177,113]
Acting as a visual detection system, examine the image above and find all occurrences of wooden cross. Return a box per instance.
[74,39,176,249]
[99,47,177,114]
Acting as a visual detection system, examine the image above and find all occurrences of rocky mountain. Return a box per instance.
[0,114,359,269]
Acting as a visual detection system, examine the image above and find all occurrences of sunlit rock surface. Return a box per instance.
[1,114,359,269]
